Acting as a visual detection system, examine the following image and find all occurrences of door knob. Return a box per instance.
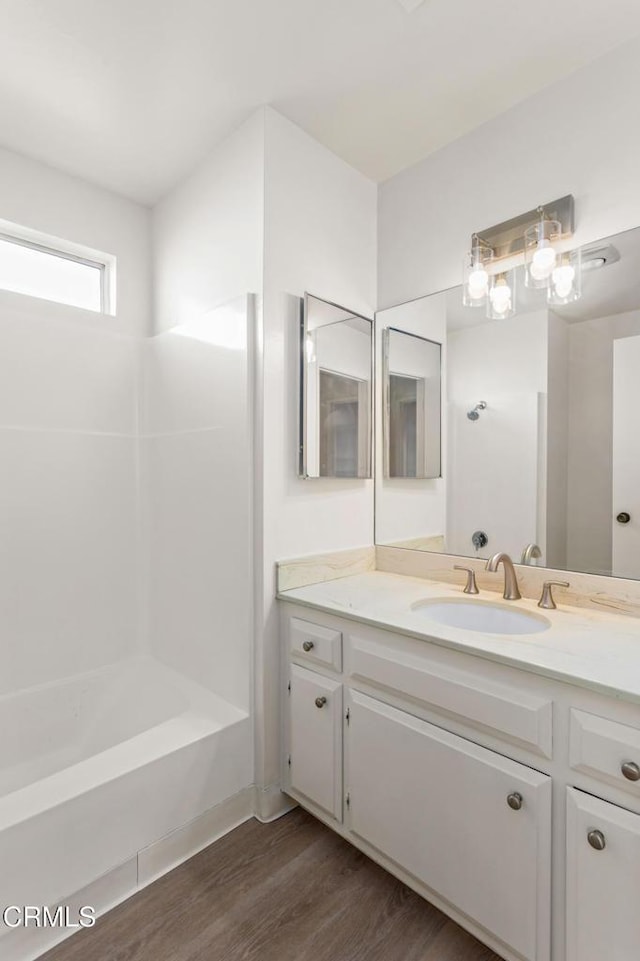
[507,792,523,811]
[616,512,631,524]
[315,696,327,709]
[302,640,315,652]
[587,829,606,851]
[621,760,640,781]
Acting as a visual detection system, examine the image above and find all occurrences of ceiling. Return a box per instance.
[1,0,640,205]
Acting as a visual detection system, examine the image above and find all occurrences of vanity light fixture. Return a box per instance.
[463,195,581,318]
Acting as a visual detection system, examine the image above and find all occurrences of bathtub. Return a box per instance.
[0,655,252,960]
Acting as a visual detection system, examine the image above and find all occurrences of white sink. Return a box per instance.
[411,598,551,635]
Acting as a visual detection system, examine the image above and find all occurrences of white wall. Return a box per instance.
[152,112,265,335]
[149,113,265,723]
[0,148,150,695]
[378,35,640,309]
[375,293,447,546]
[141,297,254,711]
[256,108,377,801]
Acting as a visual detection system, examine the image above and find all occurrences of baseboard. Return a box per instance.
[253,783,298,822]
[6,786,255,961]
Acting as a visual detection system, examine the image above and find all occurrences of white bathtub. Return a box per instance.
[0,655,252,958]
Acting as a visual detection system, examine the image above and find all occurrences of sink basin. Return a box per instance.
[411,598,550,635]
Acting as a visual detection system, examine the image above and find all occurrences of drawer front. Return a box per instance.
[570,709,640,798]
[347,691,551,961]
[566,788,640,961]
[349,634,553,758]
[289,664,343,820]
[290,617,342,671]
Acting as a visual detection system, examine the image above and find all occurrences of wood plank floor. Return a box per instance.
[42,808,504,961]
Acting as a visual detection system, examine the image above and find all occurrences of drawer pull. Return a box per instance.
[315,696,327,709]
[587,829,606,851]
[621,760,640,782]
[507,792,523,811]
[302,640,315,652]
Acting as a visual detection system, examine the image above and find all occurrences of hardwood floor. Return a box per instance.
[42,808,504,961]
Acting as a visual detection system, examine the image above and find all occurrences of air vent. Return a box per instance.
[582,244,620,271]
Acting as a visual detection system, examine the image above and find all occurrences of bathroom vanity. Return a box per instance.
[279,571,640,961]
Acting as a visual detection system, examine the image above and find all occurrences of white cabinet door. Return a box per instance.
[289,664,343,820]
[613,335,640,578]
[346,691,551,961]
[566,787,640,961]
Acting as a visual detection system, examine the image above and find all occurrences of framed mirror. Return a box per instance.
[299,293,373,479]
[375,225,640,580]
[384,327,441,479]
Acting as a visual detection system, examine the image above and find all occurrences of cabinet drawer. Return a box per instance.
[566,788,640,961]
[290,616,342,671]
[570,709,640,797]
[349,634,553,757]
[347,691,551,961]
[289,664,343,820]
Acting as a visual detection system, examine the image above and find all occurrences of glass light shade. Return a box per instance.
[548,247,582,306]
[524,218,561,289]
[463,245,493,307]
[487,269,516,320]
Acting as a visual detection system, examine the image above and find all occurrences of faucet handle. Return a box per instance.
[454,565,479,595]
[538,581,570,610]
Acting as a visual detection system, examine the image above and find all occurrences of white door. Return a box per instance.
[566,787,640,961]
[613,336,640,578]
[346,691,551,961]
[288,664,343,820]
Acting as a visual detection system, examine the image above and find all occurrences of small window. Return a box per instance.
[0,232,108,313]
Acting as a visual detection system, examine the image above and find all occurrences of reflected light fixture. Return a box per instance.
[463,195,581,319]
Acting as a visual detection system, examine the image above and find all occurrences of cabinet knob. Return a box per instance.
[587,829,606,851]
[621,760,640,782]
[507,792,523,811]
[616,512,631,524]
[302,640,315,652]
[315,696,327,709]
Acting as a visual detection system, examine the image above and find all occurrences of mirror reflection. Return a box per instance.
[384,328,441,479]
[375,225,640,580]
[300,293,373,479]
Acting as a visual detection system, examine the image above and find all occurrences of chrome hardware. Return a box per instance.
[472,530,488,551]
[302,640,315,652]
[616,512,631,524]
[467,401,487,421]
[486,552,521,600]
[587,829,606,851]
[315,696,327,709]
[621,760,640,782]
[507,792,523,811]
[521,543,542,565]
[454,565,479,595]
[538,580,570,610]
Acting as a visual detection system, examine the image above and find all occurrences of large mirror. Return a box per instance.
[299,293,373,479]
[375,225,640,580]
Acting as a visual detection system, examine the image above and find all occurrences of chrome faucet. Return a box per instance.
[485,552,521,600]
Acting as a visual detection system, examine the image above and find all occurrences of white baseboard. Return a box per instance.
[6,786,255,961]
[253,783,298,822]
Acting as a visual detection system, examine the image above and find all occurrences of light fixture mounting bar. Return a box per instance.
[473,195,575,261]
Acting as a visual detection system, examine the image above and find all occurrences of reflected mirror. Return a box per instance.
[384,328,441,478]
[375,225,640,580]
[300,293,373,479]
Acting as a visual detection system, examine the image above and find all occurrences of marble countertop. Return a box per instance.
[278,571,640,703]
